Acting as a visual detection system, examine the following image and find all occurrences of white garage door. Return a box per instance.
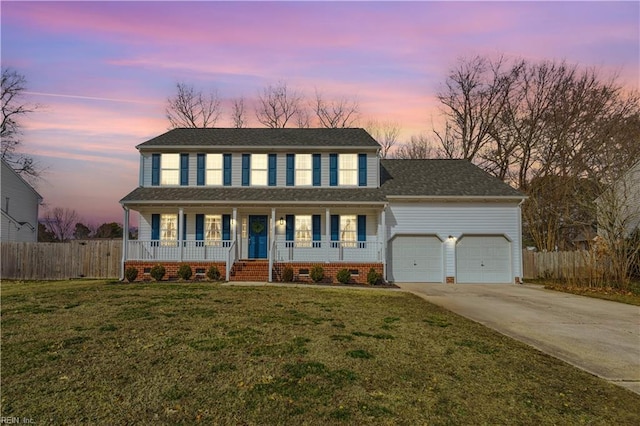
[456,236,511,283]
[390,235,443,283]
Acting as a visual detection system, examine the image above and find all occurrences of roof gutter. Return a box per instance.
[135,145,380,151]
[385,195,527,202]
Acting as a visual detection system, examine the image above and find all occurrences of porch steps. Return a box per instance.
[230,260,270,282]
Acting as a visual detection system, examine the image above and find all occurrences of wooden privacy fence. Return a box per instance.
[1,241,122,280]
[522,249,596,280]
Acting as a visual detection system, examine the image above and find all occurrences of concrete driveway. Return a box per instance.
[397,282,640,395]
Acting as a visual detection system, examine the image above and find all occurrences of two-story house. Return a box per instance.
[120,128,525,284]
[1,159,43,242]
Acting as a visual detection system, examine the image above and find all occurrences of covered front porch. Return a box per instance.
[121,204,387,282]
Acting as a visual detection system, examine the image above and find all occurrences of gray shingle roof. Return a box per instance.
[120,187,386,205]
[120,159,524,206]
[379,159,524,198]
[137,128,381,149]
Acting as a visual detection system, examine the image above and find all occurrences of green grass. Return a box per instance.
[1,280,639,425]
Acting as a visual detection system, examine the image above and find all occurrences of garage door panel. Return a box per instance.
[390,236,442,283]
[456,236,511,283]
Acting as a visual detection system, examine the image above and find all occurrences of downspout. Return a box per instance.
[178,207,184,262]
[381,204,387,281]
[120,206,129,281]
[269,208,275,282]
[517,198,525,284]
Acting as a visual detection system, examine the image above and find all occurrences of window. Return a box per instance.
[205,215,222,245]
[206,154,222,186]
[340,215,357,247]
[296,154,312,186]
[161,214,177,245]
[339,154,357,186]
[161,154,180,185]
[251,154,268,186]
[295,215,312,247]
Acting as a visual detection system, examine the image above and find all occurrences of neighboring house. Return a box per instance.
[596,159,640,239]
[120,128,525,284]
[1,159,43,242]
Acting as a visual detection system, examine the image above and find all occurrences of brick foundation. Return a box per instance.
[273,262,383,285]
[446,276,455,284]
[124,261,227,282]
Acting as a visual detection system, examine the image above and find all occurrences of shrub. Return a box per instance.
[206,265,221,281]
[177,264,193,281]
[336,268,351,284]
[124,267,138,283]
[367,268,382,286]
[281,266,294,282]
[150,264,166,281]
[310,265,324,283]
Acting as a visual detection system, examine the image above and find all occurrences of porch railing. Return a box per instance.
[273,238,383,263]
[127,240,233,262]
[226,240,237,281]
[127,238,382,264]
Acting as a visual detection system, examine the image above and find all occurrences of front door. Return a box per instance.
[248,215,268,259]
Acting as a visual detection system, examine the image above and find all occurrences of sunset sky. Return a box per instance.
[2,1,638,227]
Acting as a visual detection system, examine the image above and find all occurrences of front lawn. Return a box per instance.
[1,280,638,424]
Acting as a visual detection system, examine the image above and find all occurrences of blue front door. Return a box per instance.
[248,215,268,259]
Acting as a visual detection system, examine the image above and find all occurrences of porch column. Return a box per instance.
[232,207,238,249]
[120,206,129,281]
[325,207,331,261]
[269,207,276,282]
[178,208,184,262]
[381,205,387,280]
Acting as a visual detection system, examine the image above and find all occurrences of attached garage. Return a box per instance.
[456,235,512,283]
[389,235,443,283]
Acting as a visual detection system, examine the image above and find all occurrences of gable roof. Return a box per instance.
[1,159,43,202]
[136,128,381,150]
[379,159,524,198]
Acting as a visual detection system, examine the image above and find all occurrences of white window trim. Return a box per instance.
[339,153,357,186]
[295,154,312,186]
[161,153,180,185]
[206,154,222,186]
[251,154,268,186]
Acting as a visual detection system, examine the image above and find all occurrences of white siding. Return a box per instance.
[232,153,242,186]
[277,154,287,186]
[1,161,41,242]
[367,154,379,188]
[141,153,152,187]
[387,202,522,282]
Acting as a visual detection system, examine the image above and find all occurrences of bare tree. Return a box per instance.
[313,90,360,128]
[166,82,222,128]
[43,207,79,242]
[1,68,40,178]
[395,134,436,159]
[364,120,401,158]
[231,97,247,128]
[434,55,515,161]
[594,165,640,287]
[254,81,303,128]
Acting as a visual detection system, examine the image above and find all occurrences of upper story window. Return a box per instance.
[296,154,312,186]
[339,154,358,186]
[161,154,180,185]
[251,154,268,186]
[206,154,222,185]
